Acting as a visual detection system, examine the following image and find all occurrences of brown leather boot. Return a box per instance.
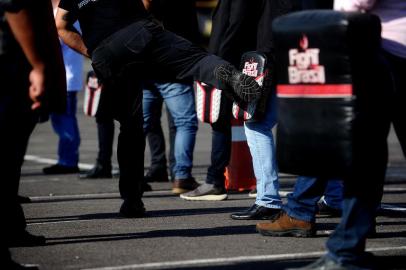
[256,211,316,237]
[172,177,199,194]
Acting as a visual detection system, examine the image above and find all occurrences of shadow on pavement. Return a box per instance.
[44,225,256,245]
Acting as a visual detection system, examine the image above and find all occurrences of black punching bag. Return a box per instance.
[272,10,382,178]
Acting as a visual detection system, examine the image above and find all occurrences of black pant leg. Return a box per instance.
[95,115,115,167]
[146,95,167,174]
[206,95,232,187]
[111,68,145,203]
[385,52,406,159]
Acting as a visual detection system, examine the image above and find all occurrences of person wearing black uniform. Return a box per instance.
[55,0,262,218]
[1,0,65,268]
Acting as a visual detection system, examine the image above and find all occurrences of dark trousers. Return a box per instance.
[0,57,38,240]
[325,51,402,266]
[145,98,176,179]
[91,19,229,202]
[385,51,406,158]
[95,114,115,168]
[94,81,115,169]
[206,95,232,188]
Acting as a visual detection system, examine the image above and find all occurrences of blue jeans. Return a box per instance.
[325,51,398,268]
[283,177,342,222]
[323,179,343,210]
[244,93,282,209]
[143,82,198,179]
[50,92,80,167]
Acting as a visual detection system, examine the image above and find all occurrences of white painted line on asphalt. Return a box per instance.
[25,154,94,170]
[380,203,406,212]
[28,220,94,226]
[28,190,171,202]
[82,246,406,270]
[383,187,406,192]
[29,192,121,201]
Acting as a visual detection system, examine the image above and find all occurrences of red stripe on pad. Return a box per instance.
[277,84,353,98]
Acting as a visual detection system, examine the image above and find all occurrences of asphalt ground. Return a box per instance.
[12,91,406,270]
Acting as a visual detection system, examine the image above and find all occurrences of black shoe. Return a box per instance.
[231,204,281,220]
[214,63,262,102]
[144,169,169,182]
[43,164,79,175]
[143,182,153,192]
[8,230,46,247]
[17,195,32,204]
[79,163,112,179]
[317,200,342,217]
[119,199,146,218]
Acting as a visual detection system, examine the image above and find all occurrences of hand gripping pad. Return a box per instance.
[272,10,381,177]
[232,51,268,121]
[83,71,103,117]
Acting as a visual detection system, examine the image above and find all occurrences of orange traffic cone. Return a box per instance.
[225,118,256,191]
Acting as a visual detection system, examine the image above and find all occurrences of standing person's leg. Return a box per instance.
[143,86,168,182]
[231,94,281,220]
[81,82,115,179]
[325,134,388,267]
[291,52,394,270]
[387,52,406,159]
[1,96,45,246]
[111,69,146,218]
[257,176,326,237]
[43,92,80,174]
[318,179,343,217]
[166,106,176,181]
[180,94,231,201]
[322,52,397,269]
[96,116,114,173]
[156,82,199,194]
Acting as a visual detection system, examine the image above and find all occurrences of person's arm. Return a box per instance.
[6,9,45,110]
[55,7,89,57]
[334,0,376,11]
[142,0,152,11]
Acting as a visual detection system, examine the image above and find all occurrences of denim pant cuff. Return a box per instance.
[256,201,282,209]
[174,173,192,180]
[282,206,314,223]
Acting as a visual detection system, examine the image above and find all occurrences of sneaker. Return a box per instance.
[172,177,199,194]
[317,200,342,217]
[248,187,257,198]
[119,199,146,218]
[79,163,112,179]
[180,183,228,201]
[43,164,79,175]
[213,63,262,102]
[256,211,316,237]
[286,256,350,270]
